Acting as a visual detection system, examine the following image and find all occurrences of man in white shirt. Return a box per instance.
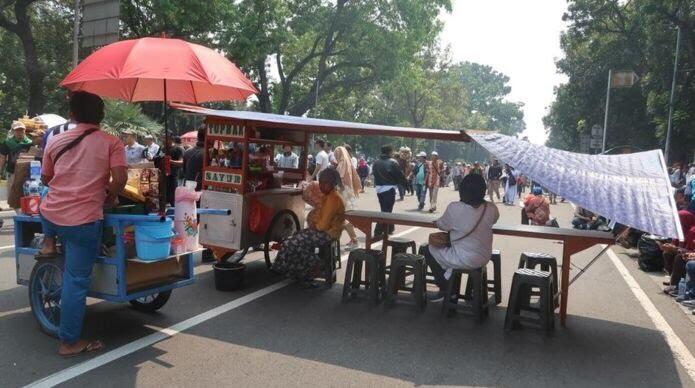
[275,145,299,169]
[124,132,146,165]
[310,139,330,180]
[143,134,160,160]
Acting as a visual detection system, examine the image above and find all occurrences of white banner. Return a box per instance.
[471,133,683,239]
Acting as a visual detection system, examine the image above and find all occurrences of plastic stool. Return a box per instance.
[318,239,340,287]
[504,268,555,331]
[383,253,427,312]
[441,266,490,322]
[518,252,559,306]
[487,249,502,305]
[384,237,417,275]
[342,249,386,304]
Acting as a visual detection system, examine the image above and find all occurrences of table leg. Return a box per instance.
[560,241,572,327]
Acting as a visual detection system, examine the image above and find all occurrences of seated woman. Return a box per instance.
[272,168,345,287]
[419,174,500,301]
[523,186,550,225]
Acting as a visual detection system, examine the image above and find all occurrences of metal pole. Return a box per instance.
[665,26,681,164]
[72,0,80,67]
[601,69,612,153]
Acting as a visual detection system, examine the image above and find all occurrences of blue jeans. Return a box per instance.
[44,218,103,344]
[686,261,695,298]
[415,183,426,210]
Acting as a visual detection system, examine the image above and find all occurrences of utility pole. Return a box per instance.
[665,25,681,164]
[72,0,80,67]
[601,69,612,153]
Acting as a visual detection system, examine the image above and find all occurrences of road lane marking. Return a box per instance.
[0,244,15,251]
[25,227,421,387]
[607,247,695,382]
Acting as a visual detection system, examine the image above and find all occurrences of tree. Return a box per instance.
[102,99,163,137]
[0,1,73,125]
[220,0,452,115]
[545,0,695,162]
[0,0,46,116]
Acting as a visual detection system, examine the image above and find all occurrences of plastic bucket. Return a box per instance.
[213,262,246,291]
[134,220,174,261]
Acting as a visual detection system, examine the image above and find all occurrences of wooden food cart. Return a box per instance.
[172,104,471,269]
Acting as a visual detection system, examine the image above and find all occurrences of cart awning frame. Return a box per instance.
[171,103,472,142]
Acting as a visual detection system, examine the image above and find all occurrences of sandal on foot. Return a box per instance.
[59,340,104,358]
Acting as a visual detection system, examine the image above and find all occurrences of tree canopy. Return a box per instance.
[545,0,695,163]
[0,0,526,162]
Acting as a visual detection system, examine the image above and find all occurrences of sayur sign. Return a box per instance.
[205,171,242,186]
[207,123,245,138]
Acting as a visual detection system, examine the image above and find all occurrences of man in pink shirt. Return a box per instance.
[40,91,127,357]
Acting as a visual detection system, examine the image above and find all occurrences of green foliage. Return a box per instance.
[545,0,695,162]
[101,100,163,137]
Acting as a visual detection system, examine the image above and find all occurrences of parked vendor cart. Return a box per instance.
[172,104,471,268]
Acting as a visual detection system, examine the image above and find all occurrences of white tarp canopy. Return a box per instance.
[471,132,683,240]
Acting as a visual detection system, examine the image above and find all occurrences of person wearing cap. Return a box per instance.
[0,121,33,211]
[413,151,429,210]
[143,134,160,161]
[426,150,443,212]
[123,131,146,165]
[470,161,484,176]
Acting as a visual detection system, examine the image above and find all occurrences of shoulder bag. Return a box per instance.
[52,128,98,165]
[428,202,488,248]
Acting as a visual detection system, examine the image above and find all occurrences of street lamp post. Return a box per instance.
[665,25,681,164]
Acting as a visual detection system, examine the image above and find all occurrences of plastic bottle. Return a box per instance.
[30,160,41,180]
[679,278,686,299]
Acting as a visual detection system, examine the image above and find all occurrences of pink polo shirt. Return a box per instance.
[40,124,127,226]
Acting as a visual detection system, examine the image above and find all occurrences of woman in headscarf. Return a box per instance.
[273,168,345,287]
[334,145,361,251]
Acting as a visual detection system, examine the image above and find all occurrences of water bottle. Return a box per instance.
[679,278,686,299]
[30,160,41,180]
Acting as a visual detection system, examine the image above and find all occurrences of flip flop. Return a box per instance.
[34,252,59,260]
[59,340,104,358]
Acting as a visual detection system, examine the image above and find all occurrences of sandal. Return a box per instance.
[35,252,59,260]
[59,340,104,358]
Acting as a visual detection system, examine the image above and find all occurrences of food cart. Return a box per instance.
[172,104,472,269]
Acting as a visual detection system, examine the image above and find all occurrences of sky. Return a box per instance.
[440,0,569,144]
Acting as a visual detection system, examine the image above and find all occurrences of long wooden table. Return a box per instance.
[344,209,615,327]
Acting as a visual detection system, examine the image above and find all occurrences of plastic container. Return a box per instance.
[213,262,246,291]
[174,186,201,251]
[20,196,41,215]
[134,220,174,261]
[170,235,185,255]
[30,160,41,180]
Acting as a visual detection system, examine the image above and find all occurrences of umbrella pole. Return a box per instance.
[160,79,169,215]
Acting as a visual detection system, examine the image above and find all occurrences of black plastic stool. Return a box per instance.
[383,253,427,312]
[504,268,555,331]
[441,266,490,322]
[342,249,386,304]
[487,250,502,305]
[518,252,559,306]
[384,237,417,275]
[318,239,340,287]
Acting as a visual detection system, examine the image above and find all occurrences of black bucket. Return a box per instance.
[213,262,246,291]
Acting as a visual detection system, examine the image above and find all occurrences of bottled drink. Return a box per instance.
[30,160,41,180]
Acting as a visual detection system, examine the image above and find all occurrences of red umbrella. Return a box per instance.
[60,37,257,103]
[60,37,257,212]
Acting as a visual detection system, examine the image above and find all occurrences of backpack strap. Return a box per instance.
[53,128,98,165]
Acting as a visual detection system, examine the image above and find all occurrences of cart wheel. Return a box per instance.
[129,291,172,312]
[29,258,64,338]
[264,210,300,270]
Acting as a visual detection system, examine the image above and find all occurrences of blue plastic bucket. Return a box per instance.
[134,220,174,261]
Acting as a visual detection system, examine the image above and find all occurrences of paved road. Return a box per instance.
[1,186,695,387]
